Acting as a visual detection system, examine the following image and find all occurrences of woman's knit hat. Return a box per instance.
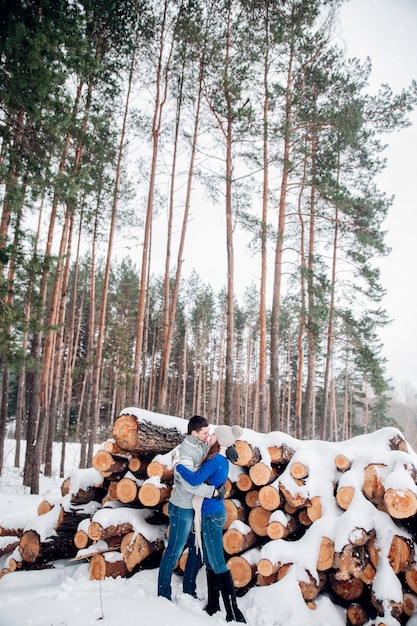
[214,424,243,447]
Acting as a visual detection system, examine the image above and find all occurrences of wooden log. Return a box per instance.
[298,508,313,527]
[257,557,280,578]
[256,571,278,586]
[222,522,259,555]
[267,443,294,464]
[383,487,417,519]
[92,450,130,476]
[249,462,279,487]
[244,490,260,508]
[128,456,148,475]
[329,572,364,601]
[235,472,253,492]
[88,520,134,542]
[333,543,370,581]
[368,534,414,574]
[227,553,257,588]
[89,552,128,580]
[290,461,309,480]
[402,592,417,617]
[266,512,298,540]
[258,483,281,511]
[116,476,140,504]
[234,440,261,467]
[362,463,388,509]
[0,539,19,558]
[146,460,174,482]
[112,413,184,457]
[248,506,271,537]
[224,499,246,529]
[138,481,171,508]
[389,433,409,453]
[346,603,368,626]
[0,525,24,538]
[279,482,307,509]
[277,563,326,602]
[19,529,77,564]
[60,474,107,505]
[120,531,164,572]
[316,537,335,572]
[405,564,417,594]
[336,485,355,510]
[335,454,352,472]
[306,496,322,522]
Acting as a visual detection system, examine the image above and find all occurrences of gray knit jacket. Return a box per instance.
[169,434,215,509]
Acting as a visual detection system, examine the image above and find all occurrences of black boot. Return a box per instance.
[216,570,246,623]
[204,568,220,615]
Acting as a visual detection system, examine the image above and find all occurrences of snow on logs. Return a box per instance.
[3,408,417,625]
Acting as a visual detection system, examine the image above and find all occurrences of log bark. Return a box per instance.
[19,529,77,564]
[89,552,128,580]
[346,603,368,626]
[120,531,164,572]
[267,443,294,464]
[88,521,134,542]
[277,563,326,602]
[112,413,184,457]
[234,440,261,467]
[362,464,388,509]
[329,572,364,601]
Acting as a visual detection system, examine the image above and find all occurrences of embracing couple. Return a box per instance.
[157,414,246,623]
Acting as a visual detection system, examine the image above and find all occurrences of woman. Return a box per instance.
[173,424,246,623]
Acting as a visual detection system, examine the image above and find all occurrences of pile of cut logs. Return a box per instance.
[2,407,417,626]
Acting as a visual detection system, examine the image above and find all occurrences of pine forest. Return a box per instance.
[0,0,416,493]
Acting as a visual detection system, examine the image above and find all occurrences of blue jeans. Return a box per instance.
[201,509,228,574]
[158,502,202,600]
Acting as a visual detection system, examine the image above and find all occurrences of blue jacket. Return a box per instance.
[175,454,228,515]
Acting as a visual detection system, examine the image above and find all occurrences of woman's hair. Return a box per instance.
[205,440,220,461]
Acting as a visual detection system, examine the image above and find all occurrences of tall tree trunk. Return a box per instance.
[88,50,135,465]
[223,7,235,426]
[320,153,340,440]
[270,44,294,429]
[158,58,204,413]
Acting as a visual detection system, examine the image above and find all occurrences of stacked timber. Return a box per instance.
[3,408,417,625]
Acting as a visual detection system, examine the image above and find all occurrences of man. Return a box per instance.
[157,415,222,601]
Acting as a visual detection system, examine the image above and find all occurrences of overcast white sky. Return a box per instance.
[338,0,417,392]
